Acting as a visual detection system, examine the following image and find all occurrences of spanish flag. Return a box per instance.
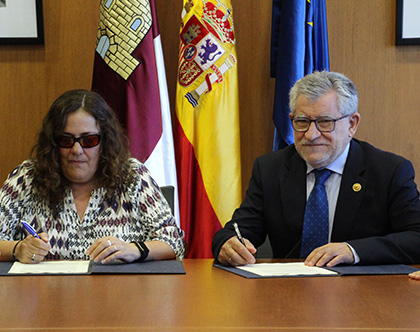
[174,0,241,258]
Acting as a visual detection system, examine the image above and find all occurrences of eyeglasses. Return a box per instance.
[56,134,101,148]
[290,114,351,133]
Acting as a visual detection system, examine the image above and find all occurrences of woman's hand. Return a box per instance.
[86,237,141,264]
[15,233,51,264]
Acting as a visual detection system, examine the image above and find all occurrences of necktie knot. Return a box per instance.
[314,169,332,186]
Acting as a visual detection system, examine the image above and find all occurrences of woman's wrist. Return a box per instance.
[131,241,149,262]
[12,240,22,261]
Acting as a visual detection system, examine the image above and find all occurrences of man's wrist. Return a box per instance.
[345,242,360,264]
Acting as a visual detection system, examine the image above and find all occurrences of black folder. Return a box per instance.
[0,260,185,276]
[214,263,419,279]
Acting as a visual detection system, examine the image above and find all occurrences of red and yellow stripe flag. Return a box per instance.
[174,0,241,258]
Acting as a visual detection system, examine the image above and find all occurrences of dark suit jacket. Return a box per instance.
[212,139,420,264]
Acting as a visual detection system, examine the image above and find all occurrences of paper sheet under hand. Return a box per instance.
[236,262,338,277]
[8,260,90,274]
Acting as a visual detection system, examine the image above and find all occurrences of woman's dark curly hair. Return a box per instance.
[31,89,134,218]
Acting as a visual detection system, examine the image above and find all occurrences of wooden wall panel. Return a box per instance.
[326,0,420,172]
[0,0,99,181]
[1,0,420,202]
[233,0,276,192]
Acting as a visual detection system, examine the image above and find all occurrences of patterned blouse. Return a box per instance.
[0,158,185,260]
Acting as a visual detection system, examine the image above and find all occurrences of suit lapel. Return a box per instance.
[331,140,367,241]
[281,152,307,236]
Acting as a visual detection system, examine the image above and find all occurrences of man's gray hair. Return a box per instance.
[289,71,358,116]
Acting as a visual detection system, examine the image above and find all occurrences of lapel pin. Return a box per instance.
[352,183,362,192]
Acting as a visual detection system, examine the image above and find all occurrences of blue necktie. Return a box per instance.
[300,169,332,258]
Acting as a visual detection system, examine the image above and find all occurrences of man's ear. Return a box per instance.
[348,112,361,137]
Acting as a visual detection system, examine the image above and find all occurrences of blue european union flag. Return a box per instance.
[271,0,330,150]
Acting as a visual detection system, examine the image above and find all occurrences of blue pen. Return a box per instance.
[21,221,54,254]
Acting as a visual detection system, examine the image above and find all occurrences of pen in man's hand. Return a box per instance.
[233,222,246,247]
[21,221,54,255]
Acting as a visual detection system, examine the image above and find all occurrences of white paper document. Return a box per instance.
[8,260,90,274]
[236,262,338,277]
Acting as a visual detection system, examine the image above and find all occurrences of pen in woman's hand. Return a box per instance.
[233,222,246,247]
[21,221,54,255]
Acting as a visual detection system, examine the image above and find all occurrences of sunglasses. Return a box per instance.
[56,134,101,149]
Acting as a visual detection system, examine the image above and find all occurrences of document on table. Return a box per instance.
[236,262,338,277]
[8,260,90,274]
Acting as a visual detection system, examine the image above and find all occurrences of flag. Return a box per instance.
[91,0,180,223]
[271,0,329,150]
[174,0,241,258]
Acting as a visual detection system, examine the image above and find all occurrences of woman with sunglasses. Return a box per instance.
[0,89,184,263]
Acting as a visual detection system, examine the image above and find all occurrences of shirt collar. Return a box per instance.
[306,142,350,175]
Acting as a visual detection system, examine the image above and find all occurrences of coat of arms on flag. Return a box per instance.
[178,0,237,108]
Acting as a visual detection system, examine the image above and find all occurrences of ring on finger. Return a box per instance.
[31,253,36,261]
[114,245,118,251]
[107,240,112,247]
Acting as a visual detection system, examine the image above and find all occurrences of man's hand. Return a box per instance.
[218,236,257,266]
[304,243,355,267]
[409,271,420,280]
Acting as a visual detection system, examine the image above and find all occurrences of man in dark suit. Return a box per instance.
[212,71,420,267]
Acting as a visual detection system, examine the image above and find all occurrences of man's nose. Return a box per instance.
[304,121,322,140]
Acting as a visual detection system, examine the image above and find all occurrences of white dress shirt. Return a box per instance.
[305,143,360,263]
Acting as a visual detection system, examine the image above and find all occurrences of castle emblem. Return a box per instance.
[95,0,152,80]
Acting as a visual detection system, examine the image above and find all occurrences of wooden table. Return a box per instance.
[1,259,420,331]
